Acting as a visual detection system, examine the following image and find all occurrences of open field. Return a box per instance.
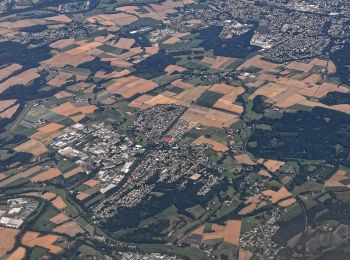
[37,123,64,133]
[31,168,61,183]
[324,169,350,188]
[0,227,19,258]
[0,166,42,188]
[239,187,295,215]
[47,72,73,88]
[50,213,69,225]
[193,136,228,152]
[31,129,63,146]
[245,57,349,112]
[234,154,256,165]
[191,220,241,246]
[0,68,40,94]
[182,106,239,128]
[7,246,26,260]
[0,63,22,81]
[51,196,67,210]
[107,76,158,98]
[14,138,47,155]
[84,179,99,187]
[263,159,285,173]
[41,52,95,68]
[21,231,62,254]
[41,192,57,201]
[0,99,17,112]
[201,56,237,70]
[63,166,84,179]
[51,102,80,117]
[238,249,253,260]
[0,103,20,118]
[53,221,85,237]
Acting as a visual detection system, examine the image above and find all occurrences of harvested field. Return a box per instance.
[45,15,72,23]
[31,129,62,145]
[324,169,350,188]
[258,169,272,178]
[78,105,97,114]
[213,97,244,114]
[165,64,186,75]
[310,58,328,67]
[115,6,140,14]
[41,192,57,201]
[7,246,26,260]
[76,192,91,201]
[262,187,294,204]
[87,13,139,27]
[239,187,295,215]
[41,52,95,68]
[0,173,7,181]
[327,60,337,73]
[51,102,80,116]
[0,103,19,118]
[0,64,22,81]
[50,213,69,225]
[298,100,350,115]
[115,38,135,49]
[0,227,19,258]
[303,74,322,84]
[202,56,236,69]
[263,159,285,173]
[106,58,133,68]
[239,194,267,215]
[48,72,73,87]
[234,154,256,165]
[84,179,99,187]
[21,231,62,254]
[0,99,17,112]
[0,166,42,188]
[71,114,86,122]
[163,36,180,44]
[54,91,72,99]
[238,55,279,73]
[238,187,296,215]
[107,76,158,98]
[0,68,39,94]
[193,136,228,152]
[249,82,289,100]
[51,196,67,210]
[53,221,84,237]
[63,166,84,179]
[174,86,208,103]
[0,19,47,29]
[286,61,313,72]
[37,123,64,133]
[150,0,184,12]
[209,83,244,96]
[181,106,239,128]
[171,79,193,89]
[201,220,241,246]
[145,45,159,55]
[66,41,102,55]
[14,139,47,156]
[94,69,130,79]
[238,249,253,260]
[143,94,188,108]
[31,168,61,183]
[128,94,153,109]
